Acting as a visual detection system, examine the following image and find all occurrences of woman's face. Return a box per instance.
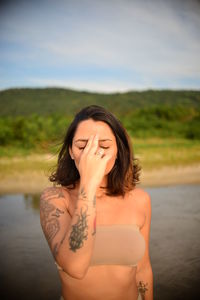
[69,119,118,177]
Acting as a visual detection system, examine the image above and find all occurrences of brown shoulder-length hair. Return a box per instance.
[49,105,141,197]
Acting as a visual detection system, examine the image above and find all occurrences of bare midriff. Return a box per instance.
[59,264,139,300]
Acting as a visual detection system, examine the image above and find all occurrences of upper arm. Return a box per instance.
[137,191,152,273]
[40,186,72,259]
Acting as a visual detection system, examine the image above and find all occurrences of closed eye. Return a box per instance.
[78,147,110,150]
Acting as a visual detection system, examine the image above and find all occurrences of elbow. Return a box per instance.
[56,260,89,280]
[68,267,88,280]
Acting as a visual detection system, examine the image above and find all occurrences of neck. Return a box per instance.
[96,176,108,198]
[77,176,108,198]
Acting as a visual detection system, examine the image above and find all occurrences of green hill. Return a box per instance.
[0,88,200,155]
[0,87,199,116]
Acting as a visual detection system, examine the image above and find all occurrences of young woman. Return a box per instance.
[40,105,153,300]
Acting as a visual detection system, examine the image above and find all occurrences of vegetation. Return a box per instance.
[1,138,199,176]
[0,103,199,153]
[0,88,200,117]
[0,88,199,170]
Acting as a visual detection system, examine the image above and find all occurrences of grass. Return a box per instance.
[0,138,199,177]
[132,137,200,169]
[0,153,56,178]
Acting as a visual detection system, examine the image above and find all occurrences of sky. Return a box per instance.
[0,0,200,93]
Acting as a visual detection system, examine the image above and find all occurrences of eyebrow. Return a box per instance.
[74,138,112,143]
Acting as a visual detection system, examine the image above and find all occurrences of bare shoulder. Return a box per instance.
[40,186,70,210]
[128,187,151,209]
[129,186,150,199]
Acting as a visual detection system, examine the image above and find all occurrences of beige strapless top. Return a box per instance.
[55,224,145,272]
[90,224,145,267]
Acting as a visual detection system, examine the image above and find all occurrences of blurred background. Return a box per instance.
[0,0,200,299]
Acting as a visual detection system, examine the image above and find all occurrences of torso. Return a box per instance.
[59,185,146,300]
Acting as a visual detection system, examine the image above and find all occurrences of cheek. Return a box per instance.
[71,148,83,168]
[105,151,117,173]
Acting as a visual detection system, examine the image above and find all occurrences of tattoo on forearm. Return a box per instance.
[79,187,87,201]
[137,281,148,300]
[92,216,96,236]
[69,205,90,252]
[40,187,96,258]
[93,195,96,207]
[78,187,96,208]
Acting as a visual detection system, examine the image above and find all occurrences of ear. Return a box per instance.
[69,147,74,160]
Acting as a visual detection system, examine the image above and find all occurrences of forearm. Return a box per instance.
[136,265,153,300]
[57,182,97,277]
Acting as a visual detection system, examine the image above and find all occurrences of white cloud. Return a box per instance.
[25,77,147,93]
[0,0,200,91]
[1,75,199,93]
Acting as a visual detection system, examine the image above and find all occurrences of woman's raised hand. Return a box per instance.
[78,134,112,189]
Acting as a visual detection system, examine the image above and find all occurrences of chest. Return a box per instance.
[65,189,145,229]
[96,199,139,225]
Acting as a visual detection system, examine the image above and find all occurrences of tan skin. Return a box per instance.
[40,119,153,300]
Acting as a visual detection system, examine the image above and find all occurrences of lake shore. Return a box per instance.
[0,163,199,194]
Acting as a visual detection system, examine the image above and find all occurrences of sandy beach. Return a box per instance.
[141,163,200,187]
[0,158,199,194]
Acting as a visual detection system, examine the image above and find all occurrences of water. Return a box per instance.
[149,185,200,299]
[0,185,200,300]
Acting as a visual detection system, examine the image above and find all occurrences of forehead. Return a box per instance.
[73,119,116,140]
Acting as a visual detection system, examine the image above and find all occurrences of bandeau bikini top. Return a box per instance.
[90,224,145,267]
[55,224,145,271]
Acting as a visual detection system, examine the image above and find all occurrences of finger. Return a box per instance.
[96,148,104,158]
[83,135,94,154]
[89,134,99,155]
